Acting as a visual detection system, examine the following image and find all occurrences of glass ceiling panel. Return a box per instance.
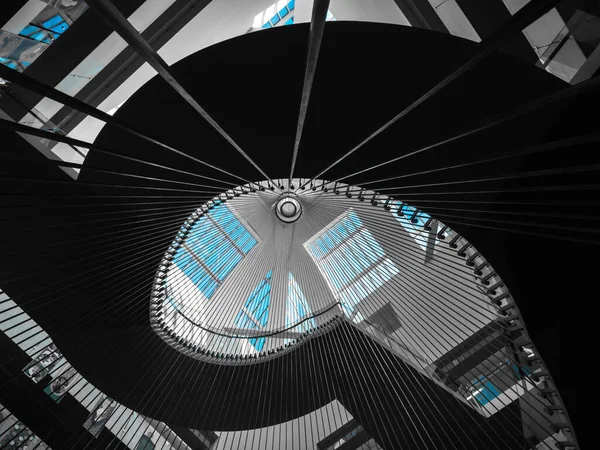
[306,210,399,323]
[171,204,257,300]
[234,270,273,351]
[286,272,316,335]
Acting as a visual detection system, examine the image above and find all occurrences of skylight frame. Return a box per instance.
[304,209,399,323]
[169,203,259,301]
[286,272,316,335]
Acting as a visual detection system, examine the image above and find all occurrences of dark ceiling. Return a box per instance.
[0,22,597,447]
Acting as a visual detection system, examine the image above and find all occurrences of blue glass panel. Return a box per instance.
[288,0,296,10]
[50,23,68,34]
[240,271,272,330]
[42,15,63,29]
[270,14,280,26]
[510,362,533,380]
[471,376,501,405]
[256,301,270,327]
[278,6,289,17]
[234,271,272,352]
[200,240,232,267]
[192,271,219,298]
[30,31,46,42]
[215,252,243,280]
[284,17,294,25]
[247,285,268,313]
[235,312,256,330]
[172,205,254,300]
[227,224,245,241]
[262,21,272,29]
[328,225,347,246]
[249,337,266,351]
[321,233,335,251]
[308,210,399,319]
[19,25,40,36]
[238,234,257,254]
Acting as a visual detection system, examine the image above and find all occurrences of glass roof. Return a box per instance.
[286,272,316,334]
[172,204,257,299]
[234,270,272,351]
[306,210,399,323]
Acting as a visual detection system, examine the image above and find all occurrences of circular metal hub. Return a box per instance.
[275,196,302,223]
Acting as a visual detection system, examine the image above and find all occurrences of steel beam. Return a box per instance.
[289,0,330,183]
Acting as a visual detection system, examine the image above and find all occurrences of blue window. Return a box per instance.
[172,204,257,299]
[234,271,273,351]
[256,0,295,30]
[286,273,316,334]
[509,361,533,380]
[270,13,281,26]
[470,375,501,406]
[42,15,68,34]
[306,211,399,322]
[19,14,68,44]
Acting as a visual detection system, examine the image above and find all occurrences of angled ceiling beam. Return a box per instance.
[0,64,253,187]
[0,117,236,188]
[289,0,330,185]
[301,0,563,188]
[85,0,277,189]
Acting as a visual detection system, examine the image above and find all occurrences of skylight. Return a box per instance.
[19,14,69,44]
[233,270,273,351]
[305,210,399,323]
[286,272,316,334]
[172,204,257,299]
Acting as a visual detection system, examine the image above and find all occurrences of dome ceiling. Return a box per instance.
[0,20,597,448]
[151,178,498,367]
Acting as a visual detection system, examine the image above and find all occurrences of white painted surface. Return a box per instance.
[428,0,480,42]
[1,0,47,34]
[330,0,409,26]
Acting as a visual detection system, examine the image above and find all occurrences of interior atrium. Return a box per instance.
[0,0,598,449]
